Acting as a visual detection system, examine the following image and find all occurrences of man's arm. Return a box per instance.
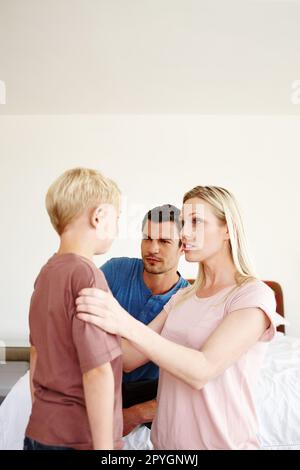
[121,311,165,434]
[123,399,157,436]
[83,362,114,450]
[29,346,37,404]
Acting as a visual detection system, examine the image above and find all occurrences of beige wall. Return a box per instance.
[1,0,300,115]
[0,114,299,343]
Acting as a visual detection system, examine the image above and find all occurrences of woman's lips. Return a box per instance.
[183,243,198,251]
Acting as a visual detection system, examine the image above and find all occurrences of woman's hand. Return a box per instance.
[76,288,132,337]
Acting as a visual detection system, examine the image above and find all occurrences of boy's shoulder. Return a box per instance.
[67,254,109,292]
[37,253,107,291]
[46,253,96,275]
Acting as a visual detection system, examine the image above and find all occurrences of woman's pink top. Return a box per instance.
[151,280,282,450]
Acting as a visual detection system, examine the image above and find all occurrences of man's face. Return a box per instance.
[141,220,183,275]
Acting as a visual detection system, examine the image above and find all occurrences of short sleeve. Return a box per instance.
[100,258,117,291]
[72,263,122,374]
[227,281,285,342]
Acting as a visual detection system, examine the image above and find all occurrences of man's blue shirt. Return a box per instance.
[101,257,188,383]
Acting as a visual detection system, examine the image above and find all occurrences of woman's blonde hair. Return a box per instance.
[46,167,121,235]
[180,186,257,301]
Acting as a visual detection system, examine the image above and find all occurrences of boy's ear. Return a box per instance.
[90,205,103,228]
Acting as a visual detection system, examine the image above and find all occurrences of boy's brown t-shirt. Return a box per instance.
[25,253,123,450]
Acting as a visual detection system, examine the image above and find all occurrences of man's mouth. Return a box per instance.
[145,257,161,263]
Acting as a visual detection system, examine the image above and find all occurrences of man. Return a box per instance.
[101,204,188,436]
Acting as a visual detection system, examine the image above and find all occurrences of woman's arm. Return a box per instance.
[125,307,270,389]
[76,288,270,389]
[75,287,168,372]
[122,309,167,372]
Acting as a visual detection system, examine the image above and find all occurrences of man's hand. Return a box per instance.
[123,406,143,436]
[123,400,157,436]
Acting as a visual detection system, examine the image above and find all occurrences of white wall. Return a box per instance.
[0,114,299,343]
[1,0,300,115]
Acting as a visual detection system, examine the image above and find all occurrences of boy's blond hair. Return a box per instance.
[46,167,121,235]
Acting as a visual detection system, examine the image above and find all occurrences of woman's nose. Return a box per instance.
[181,225,192,239]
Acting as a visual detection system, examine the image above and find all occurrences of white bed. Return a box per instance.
[0,332,299,450]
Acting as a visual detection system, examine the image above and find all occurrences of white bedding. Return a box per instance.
[1,333,300,450]
[255,333,300,450]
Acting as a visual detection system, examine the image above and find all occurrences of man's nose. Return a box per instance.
[149,239,160,253]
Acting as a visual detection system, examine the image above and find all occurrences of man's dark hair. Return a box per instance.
[142,204,182,239]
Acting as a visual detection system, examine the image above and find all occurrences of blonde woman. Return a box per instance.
[76,186,282,450]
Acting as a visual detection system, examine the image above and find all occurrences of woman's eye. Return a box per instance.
[192,218,202,224]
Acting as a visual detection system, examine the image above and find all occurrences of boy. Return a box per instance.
[24,167,123,450]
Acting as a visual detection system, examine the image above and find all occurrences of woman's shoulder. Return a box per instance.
[234,279,273,296]
[163,286,192,314]
[226,278,276,311]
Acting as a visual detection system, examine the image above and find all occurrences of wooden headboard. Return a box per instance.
[186,279,285,334]
[4,347,30,362]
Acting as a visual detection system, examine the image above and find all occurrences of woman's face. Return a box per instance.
[181,197,229,263]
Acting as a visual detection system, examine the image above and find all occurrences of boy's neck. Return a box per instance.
[57,234,95,261]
